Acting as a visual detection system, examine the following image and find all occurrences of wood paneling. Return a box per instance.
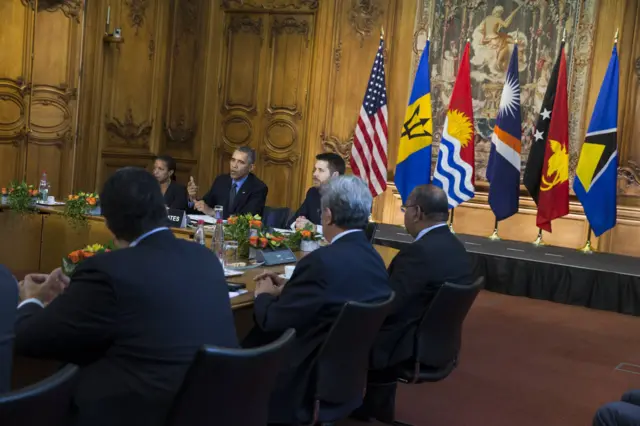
[0,0,83,197]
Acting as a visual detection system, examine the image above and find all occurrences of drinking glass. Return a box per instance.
[222,241,239,267]
[214,205,224,220]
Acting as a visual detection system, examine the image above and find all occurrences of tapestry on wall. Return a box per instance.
[411,0,597,184]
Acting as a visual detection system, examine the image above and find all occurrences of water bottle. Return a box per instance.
[212,219,224,264]
[194,220,206,245]
[38,171,49,202]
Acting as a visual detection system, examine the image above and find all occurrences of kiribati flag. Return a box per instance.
[433,42,475,209]
[573,45,619,236]
[487,45,521,220]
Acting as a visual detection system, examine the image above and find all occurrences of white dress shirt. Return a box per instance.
[331,229,362,244]
[415,222,449,241]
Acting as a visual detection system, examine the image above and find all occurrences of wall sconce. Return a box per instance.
[103,5,124,44]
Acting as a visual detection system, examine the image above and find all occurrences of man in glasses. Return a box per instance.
[353,184,473,423]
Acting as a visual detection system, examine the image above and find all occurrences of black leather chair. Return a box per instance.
[263,206,292,229]
[392,277,484,426]
[165,328,296,426]
[298,292,396,426]
[364,221,378,243]
[0,363,78,426]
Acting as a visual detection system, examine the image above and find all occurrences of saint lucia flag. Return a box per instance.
[394,41,433,204]
[573,45,619,237]
[433,42,475,209]
[487,45,521,220]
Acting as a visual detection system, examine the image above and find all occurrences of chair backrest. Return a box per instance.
[0,363,78,426]
[165,328,296,426]
[415,277,484,368]
[263,206,291,229]
[307,292,395,422]
[364,221,378,243]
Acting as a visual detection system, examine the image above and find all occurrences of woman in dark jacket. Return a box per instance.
[153,155,188,211]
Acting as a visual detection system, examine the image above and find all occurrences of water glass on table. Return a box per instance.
[214,205,224,221]
[222,241,239,267]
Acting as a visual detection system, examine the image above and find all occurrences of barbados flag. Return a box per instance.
[394,41,433,204]
[433,42,475,209]
[487,45,521,220]
[573,45,619,236]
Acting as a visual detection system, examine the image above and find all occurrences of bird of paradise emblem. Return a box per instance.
[540,139,569,191]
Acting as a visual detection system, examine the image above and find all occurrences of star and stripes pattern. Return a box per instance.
[350,34,388,197]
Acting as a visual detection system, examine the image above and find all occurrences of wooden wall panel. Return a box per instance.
[0,0,83,198]
[0,2,30,187]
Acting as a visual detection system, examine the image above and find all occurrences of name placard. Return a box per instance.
[166,209,187,228]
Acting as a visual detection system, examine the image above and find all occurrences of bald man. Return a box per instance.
[354,184,473,423]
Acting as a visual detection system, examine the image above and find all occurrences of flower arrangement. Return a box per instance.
[62,243,112,276]
[63,192,100,228]
[3,181,39,214]
[286,225,323,252]
[249,230,287,250]
[224,214,262,258]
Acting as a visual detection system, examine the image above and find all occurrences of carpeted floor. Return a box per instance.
[342,291,640,426]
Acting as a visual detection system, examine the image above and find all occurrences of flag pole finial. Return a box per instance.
[380,26,384,37]
[614,28,619,44]
[561,28,566,43]
[427,29,431,41]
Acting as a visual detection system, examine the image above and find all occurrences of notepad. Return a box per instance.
[228,289,248,299]
[187,214,216,225]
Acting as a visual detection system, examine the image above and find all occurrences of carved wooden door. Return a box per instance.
[0,0,84,197]
[215,1,317,209]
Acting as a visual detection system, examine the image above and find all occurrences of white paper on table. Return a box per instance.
[187,214,216,225]
[273,228,294,235]
[228,289,249,299]
[224,269,243,277]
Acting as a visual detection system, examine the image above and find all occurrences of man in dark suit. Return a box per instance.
[14,167,238,426]
[288,152,345,232]
[0,265,18,393]
[244,175,392,424]
[354,184,473,423]
[593,390,640,426]
[187,146,268,219]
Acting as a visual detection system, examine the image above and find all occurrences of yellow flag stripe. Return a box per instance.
[396,94,433,164]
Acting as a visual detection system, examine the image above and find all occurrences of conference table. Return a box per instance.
[0,205,399,389]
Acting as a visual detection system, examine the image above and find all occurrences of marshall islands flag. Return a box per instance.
[573,45,619,236]
[394,40,433,204]
[433,42,475,209]
[487,45,521,220]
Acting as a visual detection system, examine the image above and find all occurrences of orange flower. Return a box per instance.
[68,194,74,200]
[227,216,237,225]
[1,188,6,195]
[249,235,259,246]
[271,236,284,243]
[82,251,95,258]
[249,220,262,228]
[68,250,83,264]
[301,230,312,239]
[259,237,268,248]
[73,195,79,200]
[87,197,96,206]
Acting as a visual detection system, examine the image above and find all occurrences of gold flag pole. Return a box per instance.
[578,225,594,254]
[532,228,545,246]
[488,218,500,240]
[448,208,455,234]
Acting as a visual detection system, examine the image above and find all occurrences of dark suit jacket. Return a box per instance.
[244,231,391,423]
[370,225,473,370]
[287,187,321,227]
[0,265,17,393]
[199,173,267,219]
[14,230,238,426]
[162,181,188,211]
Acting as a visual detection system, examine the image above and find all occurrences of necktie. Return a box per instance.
[229,183,238,208]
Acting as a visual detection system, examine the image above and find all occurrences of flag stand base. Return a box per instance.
[488,229,500,241]
[578,240,594,254]
[532,230,545,247]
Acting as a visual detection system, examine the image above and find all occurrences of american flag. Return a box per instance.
[350,35,388,197]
